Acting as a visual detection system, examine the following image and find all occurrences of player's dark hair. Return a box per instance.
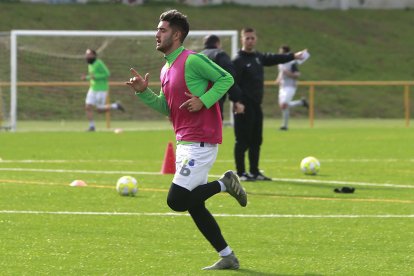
[204,34,220,48]
[280,45,291,53]
[159,9,190,43]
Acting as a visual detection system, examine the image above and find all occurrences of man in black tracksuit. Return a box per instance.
[232,27,306,181]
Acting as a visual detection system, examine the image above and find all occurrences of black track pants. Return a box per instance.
[233,103,263,175]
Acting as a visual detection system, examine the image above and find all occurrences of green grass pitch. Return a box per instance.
[0,119,413,275]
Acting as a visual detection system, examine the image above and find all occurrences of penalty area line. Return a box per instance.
[0,210,413,218]
[0,168,161,176]
[269,177,414,189]
[1,178,412,204]
[1,168,413,189]
[209,174,414,189]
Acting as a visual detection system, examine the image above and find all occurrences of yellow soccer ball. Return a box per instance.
[116,176,138,196]
[300,156,320,175]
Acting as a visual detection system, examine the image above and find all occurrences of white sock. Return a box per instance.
[110,103,118,109]
[218,180,226,192]
[219,246,232,257]
[289,100,302,107]
[282,109,289,128]
[89,121,95,128]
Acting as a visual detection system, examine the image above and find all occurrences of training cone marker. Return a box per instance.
[160,141,176,174]
[70,180,87,187]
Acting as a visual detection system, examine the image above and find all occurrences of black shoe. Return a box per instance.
[87,126,95,132]
[302,98,309,109]
[334,187,355,193]
[252,172,272,181]
[116,101,125,112]
[237,172,256,182]
[279,126,288,131]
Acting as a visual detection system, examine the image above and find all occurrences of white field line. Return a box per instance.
[1,158,414,163]
[0,167,413,189]
[263,177,414,189]
[218,159,414,163]
[14,127,172,133]
[0,159,136,163]
[0,210,413,218]
[0,168,160,176]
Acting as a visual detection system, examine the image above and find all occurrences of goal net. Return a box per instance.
[8,30,238,131]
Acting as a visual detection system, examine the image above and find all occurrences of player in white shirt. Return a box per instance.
[275,45,308,130]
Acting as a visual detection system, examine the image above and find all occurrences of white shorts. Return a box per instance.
[172,143,218,191]
[85,89,108,108]
[278,86,297,105]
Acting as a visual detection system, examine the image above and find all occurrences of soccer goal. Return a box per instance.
[7,29,238,131]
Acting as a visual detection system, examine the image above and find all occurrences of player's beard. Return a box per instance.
[156,35,174,54]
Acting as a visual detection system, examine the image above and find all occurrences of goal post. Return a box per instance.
[9,29,238,131]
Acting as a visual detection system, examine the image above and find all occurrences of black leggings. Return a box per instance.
[167,182,227,252]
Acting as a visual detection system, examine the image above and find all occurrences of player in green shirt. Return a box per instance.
[81,49,125,131]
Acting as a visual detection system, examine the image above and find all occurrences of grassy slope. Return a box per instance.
[1,3,414,119]
[1,3,414,80]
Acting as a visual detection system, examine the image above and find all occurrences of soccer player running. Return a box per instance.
[81,49,125,131]
[125,10,247,270]
[275,45,308,131]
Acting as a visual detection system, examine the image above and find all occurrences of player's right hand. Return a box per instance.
[126,68,149,93]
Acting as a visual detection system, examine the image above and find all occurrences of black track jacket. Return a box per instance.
[232,50,295,105]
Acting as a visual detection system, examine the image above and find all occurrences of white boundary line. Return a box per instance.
[0,168,160,176]
[0,167,413,189]
[0,159,137,163]
[265,177,414,189]
[1,210,413,218]
[2,158,414,163]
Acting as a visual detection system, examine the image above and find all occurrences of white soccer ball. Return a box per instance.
[300,156,320,175]
[116,176,138,196]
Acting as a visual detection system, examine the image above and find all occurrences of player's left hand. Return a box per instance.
[179,92,203,112]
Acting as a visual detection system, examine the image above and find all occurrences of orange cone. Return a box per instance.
[160,141,176,174]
